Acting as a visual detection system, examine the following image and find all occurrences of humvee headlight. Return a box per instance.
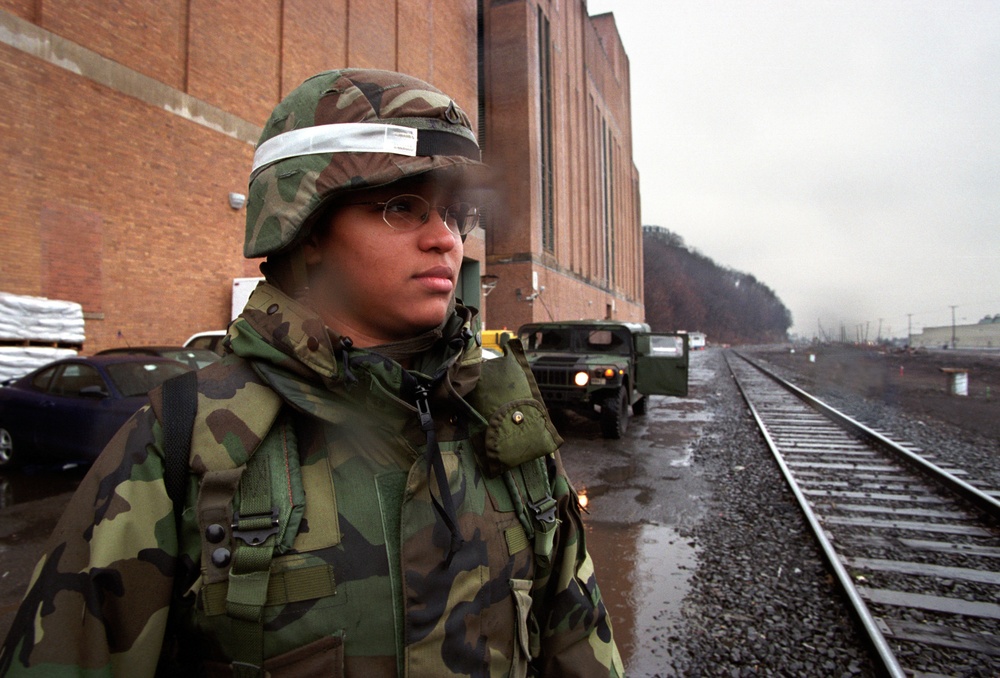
[574,371,590,387]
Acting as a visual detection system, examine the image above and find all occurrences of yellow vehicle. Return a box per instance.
[481,329,514,354]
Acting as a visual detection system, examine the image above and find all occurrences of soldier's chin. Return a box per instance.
[407,304,453,336]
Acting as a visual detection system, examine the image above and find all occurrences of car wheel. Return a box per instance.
[632,395,648,416]
[600,387,630,439]
[0,427,16,468]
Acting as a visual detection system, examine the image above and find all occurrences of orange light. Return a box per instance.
[603,367,616,379]
[574,371,590,387]
[578,492,589,509]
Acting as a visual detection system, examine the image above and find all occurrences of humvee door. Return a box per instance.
[635,333,689,397]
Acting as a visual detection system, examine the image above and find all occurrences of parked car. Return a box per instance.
[0,355,191,468]
[183,330,227,355]
[96,346,221,370]
[518,320,689,438]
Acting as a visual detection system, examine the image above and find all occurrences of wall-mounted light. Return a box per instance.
[228,192,247,210]
[481,274,500,297]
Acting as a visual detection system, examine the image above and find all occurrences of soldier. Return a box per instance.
[0,69,623,677]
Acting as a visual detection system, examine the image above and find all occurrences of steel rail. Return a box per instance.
[724,351,907,678]
[735,351,1000,521]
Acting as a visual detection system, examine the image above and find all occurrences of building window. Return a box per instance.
[601,118,614,286]
[537,6,554,254]
[477,0,490,239]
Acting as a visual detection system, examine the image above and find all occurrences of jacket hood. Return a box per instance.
[226,282,482,421]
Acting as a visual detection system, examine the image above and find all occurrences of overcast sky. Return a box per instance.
[585,0,1000,340]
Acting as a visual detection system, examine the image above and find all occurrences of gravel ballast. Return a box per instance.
[656,348,875,677]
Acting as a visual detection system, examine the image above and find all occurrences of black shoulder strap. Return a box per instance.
[161,370,198,518]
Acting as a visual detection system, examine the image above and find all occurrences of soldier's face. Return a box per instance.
[303,175,466,346]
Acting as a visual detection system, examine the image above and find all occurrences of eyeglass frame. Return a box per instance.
[343,193,480,237]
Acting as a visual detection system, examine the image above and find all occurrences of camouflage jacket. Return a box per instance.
[1,284,623,677]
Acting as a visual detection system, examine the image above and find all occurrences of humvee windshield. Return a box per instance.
[519,327,632,355]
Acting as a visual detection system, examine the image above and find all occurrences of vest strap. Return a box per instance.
[507,456,559,565]
[225,438,278,675]
[201,564,337,616]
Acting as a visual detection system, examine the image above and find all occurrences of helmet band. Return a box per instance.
[252,122,481,177]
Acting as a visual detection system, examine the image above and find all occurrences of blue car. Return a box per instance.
[0,355,191,469]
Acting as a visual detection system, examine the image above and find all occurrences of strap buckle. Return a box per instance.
[232,508,280,546]
[230,661,266,678]
[528,496,557,525]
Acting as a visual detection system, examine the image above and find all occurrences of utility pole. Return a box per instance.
[907,313,913,348]
[950,305,958,349]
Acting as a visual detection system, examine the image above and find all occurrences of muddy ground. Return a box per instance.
[745,344,1000,441]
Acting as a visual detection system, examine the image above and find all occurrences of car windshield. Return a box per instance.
[156,349,221,370]
[520,327,631,355]
[105,361,190,397]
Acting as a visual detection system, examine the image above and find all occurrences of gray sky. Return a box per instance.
[585,0,1000,340]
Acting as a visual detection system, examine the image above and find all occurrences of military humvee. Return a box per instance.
[517,320,689,439]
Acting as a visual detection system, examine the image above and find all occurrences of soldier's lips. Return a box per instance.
[414,267,454,293]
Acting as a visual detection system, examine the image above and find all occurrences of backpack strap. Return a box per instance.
[161,370,198,521]
[515,457,558,562]
[464,341,563,567]
[226,447,278,678]
[151,360,290,677]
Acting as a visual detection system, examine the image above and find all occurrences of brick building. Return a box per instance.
[0,0,642,353]
[481,2,644,331]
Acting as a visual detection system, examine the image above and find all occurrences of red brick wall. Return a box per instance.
[0,0,33,21]
[482,1,534,257]
[1,1,486,352]
[0,41,252,351]
[40,206,103,313]
[4,0,649,344]
[40,0,188,90]
[482,0,645,327]
[281,0,348,98]
[187,0,281,127]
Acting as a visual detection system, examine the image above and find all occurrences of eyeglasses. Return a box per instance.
[346,194,480,236]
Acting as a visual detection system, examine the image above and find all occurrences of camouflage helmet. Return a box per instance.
[244,68,485,258]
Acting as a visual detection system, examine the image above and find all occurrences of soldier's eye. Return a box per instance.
[383,195,429,228]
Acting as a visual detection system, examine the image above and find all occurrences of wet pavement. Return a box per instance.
[0,352,717,668]
[0,467,82,638]
[557,350,715,674]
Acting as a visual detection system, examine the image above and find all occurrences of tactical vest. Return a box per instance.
[155,342,563,677]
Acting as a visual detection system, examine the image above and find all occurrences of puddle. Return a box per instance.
[0,467,85,510]
[585,520,699,675]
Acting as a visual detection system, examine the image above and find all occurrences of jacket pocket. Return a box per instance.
[510,578,539,678]
[203,633,344,678]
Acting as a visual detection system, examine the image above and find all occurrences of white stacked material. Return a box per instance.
[0,346,78,382]
[0,292,86,344]
[0,292,85,381]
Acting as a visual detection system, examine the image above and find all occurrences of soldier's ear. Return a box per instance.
[302,234,323,266]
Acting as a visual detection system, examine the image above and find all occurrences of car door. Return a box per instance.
[1,365,61,456]
[635,333,689,397]
[34,362,113,463]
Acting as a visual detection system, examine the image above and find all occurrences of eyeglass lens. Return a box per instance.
[382,195,479,235]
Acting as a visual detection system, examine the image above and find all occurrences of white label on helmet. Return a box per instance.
[252,123,419,175]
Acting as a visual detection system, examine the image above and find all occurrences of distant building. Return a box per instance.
[910,316,1000,349]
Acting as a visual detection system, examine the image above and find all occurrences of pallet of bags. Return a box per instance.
[0,292,85,382]
[0,346,79,382]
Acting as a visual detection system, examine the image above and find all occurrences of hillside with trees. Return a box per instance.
[643,227,792,345]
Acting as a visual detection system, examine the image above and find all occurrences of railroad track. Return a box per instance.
[725,351,1000,677]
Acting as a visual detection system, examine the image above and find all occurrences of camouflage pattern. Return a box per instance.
[245,69,487,258]
[1,282,623,677]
